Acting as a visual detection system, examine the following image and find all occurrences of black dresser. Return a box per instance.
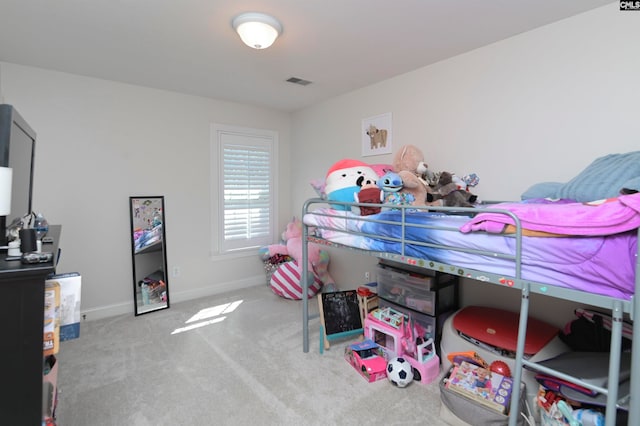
[0,225,60,425]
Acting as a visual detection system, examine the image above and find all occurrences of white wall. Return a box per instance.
[291,4,640,326]
[1,4,637,326]
[0,63,292,319]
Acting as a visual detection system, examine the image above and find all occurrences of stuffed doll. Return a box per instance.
[426,171,478,208]
[354,181,383,215]
[449,173,480,192]
[324,159,379,211]
[378,171,415,206]
[259,218,336,291]
[421,168,440,187]
[393,144,430,187]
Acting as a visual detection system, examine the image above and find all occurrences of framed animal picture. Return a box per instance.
[362,112,392,157]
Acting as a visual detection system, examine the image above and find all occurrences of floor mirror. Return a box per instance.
[129,196,170,315]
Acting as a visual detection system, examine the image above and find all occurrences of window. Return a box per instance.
[212,124,277,255]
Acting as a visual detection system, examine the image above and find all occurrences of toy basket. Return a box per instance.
[263,254,292,286]
[539,410,570,426]
[439,366,527,426]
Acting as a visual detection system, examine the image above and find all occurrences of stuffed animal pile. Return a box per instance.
[318,145,480,213]
[270,147,480,297]
[390,144,479,208]
[259,218,336,299]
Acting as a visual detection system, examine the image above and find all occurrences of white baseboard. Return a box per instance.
[170,276,262,303]
[80,275,264,322]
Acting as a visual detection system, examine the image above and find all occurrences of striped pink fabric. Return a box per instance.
[270,261,322,299]
[574,308,633,340]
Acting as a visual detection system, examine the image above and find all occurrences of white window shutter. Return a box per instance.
[213,125,277,254]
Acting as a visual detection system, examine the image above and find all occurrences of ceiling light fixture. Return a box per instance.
[232,12,282,50]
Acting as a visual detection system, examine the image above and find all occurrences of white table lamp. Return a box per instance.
[0,167,12,216]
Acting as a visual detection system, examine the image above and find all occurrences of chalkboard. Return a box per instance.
[318,290,363,353]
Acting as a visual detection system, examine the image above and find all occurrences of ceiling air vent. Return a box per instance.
[286,77,312,86]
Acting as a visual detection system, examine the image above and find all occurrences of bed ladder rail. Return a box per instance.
[509,295,628,426]
[629,230,640,426]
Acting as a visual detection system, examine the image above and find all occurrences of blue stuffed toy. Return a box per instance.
[378,170,415,206]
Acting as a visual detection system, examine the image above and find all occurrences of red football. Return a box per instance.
[490,360,512,377]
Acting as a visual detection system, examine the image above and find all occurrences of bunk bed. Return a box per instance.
[299,197,639,426]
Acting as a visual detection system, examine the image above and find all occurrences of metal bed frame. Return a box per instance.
[299,198,638,426]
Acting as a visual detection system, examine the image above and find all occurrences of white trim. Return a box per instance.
[80,276,265,321]
[210,123,279,257]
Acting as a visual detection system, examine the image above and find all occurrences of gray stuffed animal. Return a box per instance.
[426,171,478,208]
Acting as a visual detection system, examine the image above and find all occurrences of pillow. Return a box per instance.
[621,176,640,194]
[269,261,322,300]
[369,163,394,177]
[310,178,326,198]
[310,163,392,200]
[521,151,640,202]
[325,159,379,211]
[521,182,564,200]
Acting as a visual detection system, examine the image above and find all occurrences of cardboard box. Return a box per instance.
[46,273,82,341]
[344,339,388,383]
[43,281,60,356]
[445,361,513,414]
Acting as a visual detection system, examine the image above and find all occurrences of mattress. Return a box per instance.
[303,195,640,300]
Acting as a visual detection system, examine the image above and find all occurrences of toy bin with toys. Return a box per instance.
[537,384,609,426]
[439,306,570,422]
[439,364,528,426]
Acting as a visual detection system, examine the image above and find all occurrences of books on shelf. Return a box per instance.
[445,361,513,414]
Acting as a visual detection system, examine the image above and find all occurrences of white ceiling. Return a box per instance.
[0,0,613,112]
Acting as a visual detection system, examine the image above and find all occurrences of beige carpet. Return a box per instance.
[55,285,450,426]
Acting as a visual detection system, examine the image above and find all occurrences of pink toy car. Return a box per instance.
[345,338,388,382]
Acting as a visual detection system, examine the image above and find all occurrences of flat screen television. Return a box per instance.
[0,104,36,247]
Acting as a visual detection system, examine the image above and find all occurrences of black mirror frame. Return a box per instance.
[129,196,170,315]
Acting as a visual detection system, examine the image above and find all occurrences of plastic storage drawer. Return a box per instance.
[377,266,438,315]
[377,265,458,316]
[378,298,436,341]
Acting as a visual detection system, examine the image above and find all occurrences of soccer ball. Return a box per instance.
[386,356,414,388]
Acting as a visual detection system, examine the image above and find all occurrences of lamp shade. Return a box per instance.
[0,167,12,216]
[232,12,282,49]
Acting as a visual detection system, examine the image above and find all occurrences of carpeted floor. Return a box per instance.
[54,285,451,426]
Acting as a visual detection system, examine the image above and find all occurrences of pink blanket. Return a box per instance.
[460,194,640,236]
